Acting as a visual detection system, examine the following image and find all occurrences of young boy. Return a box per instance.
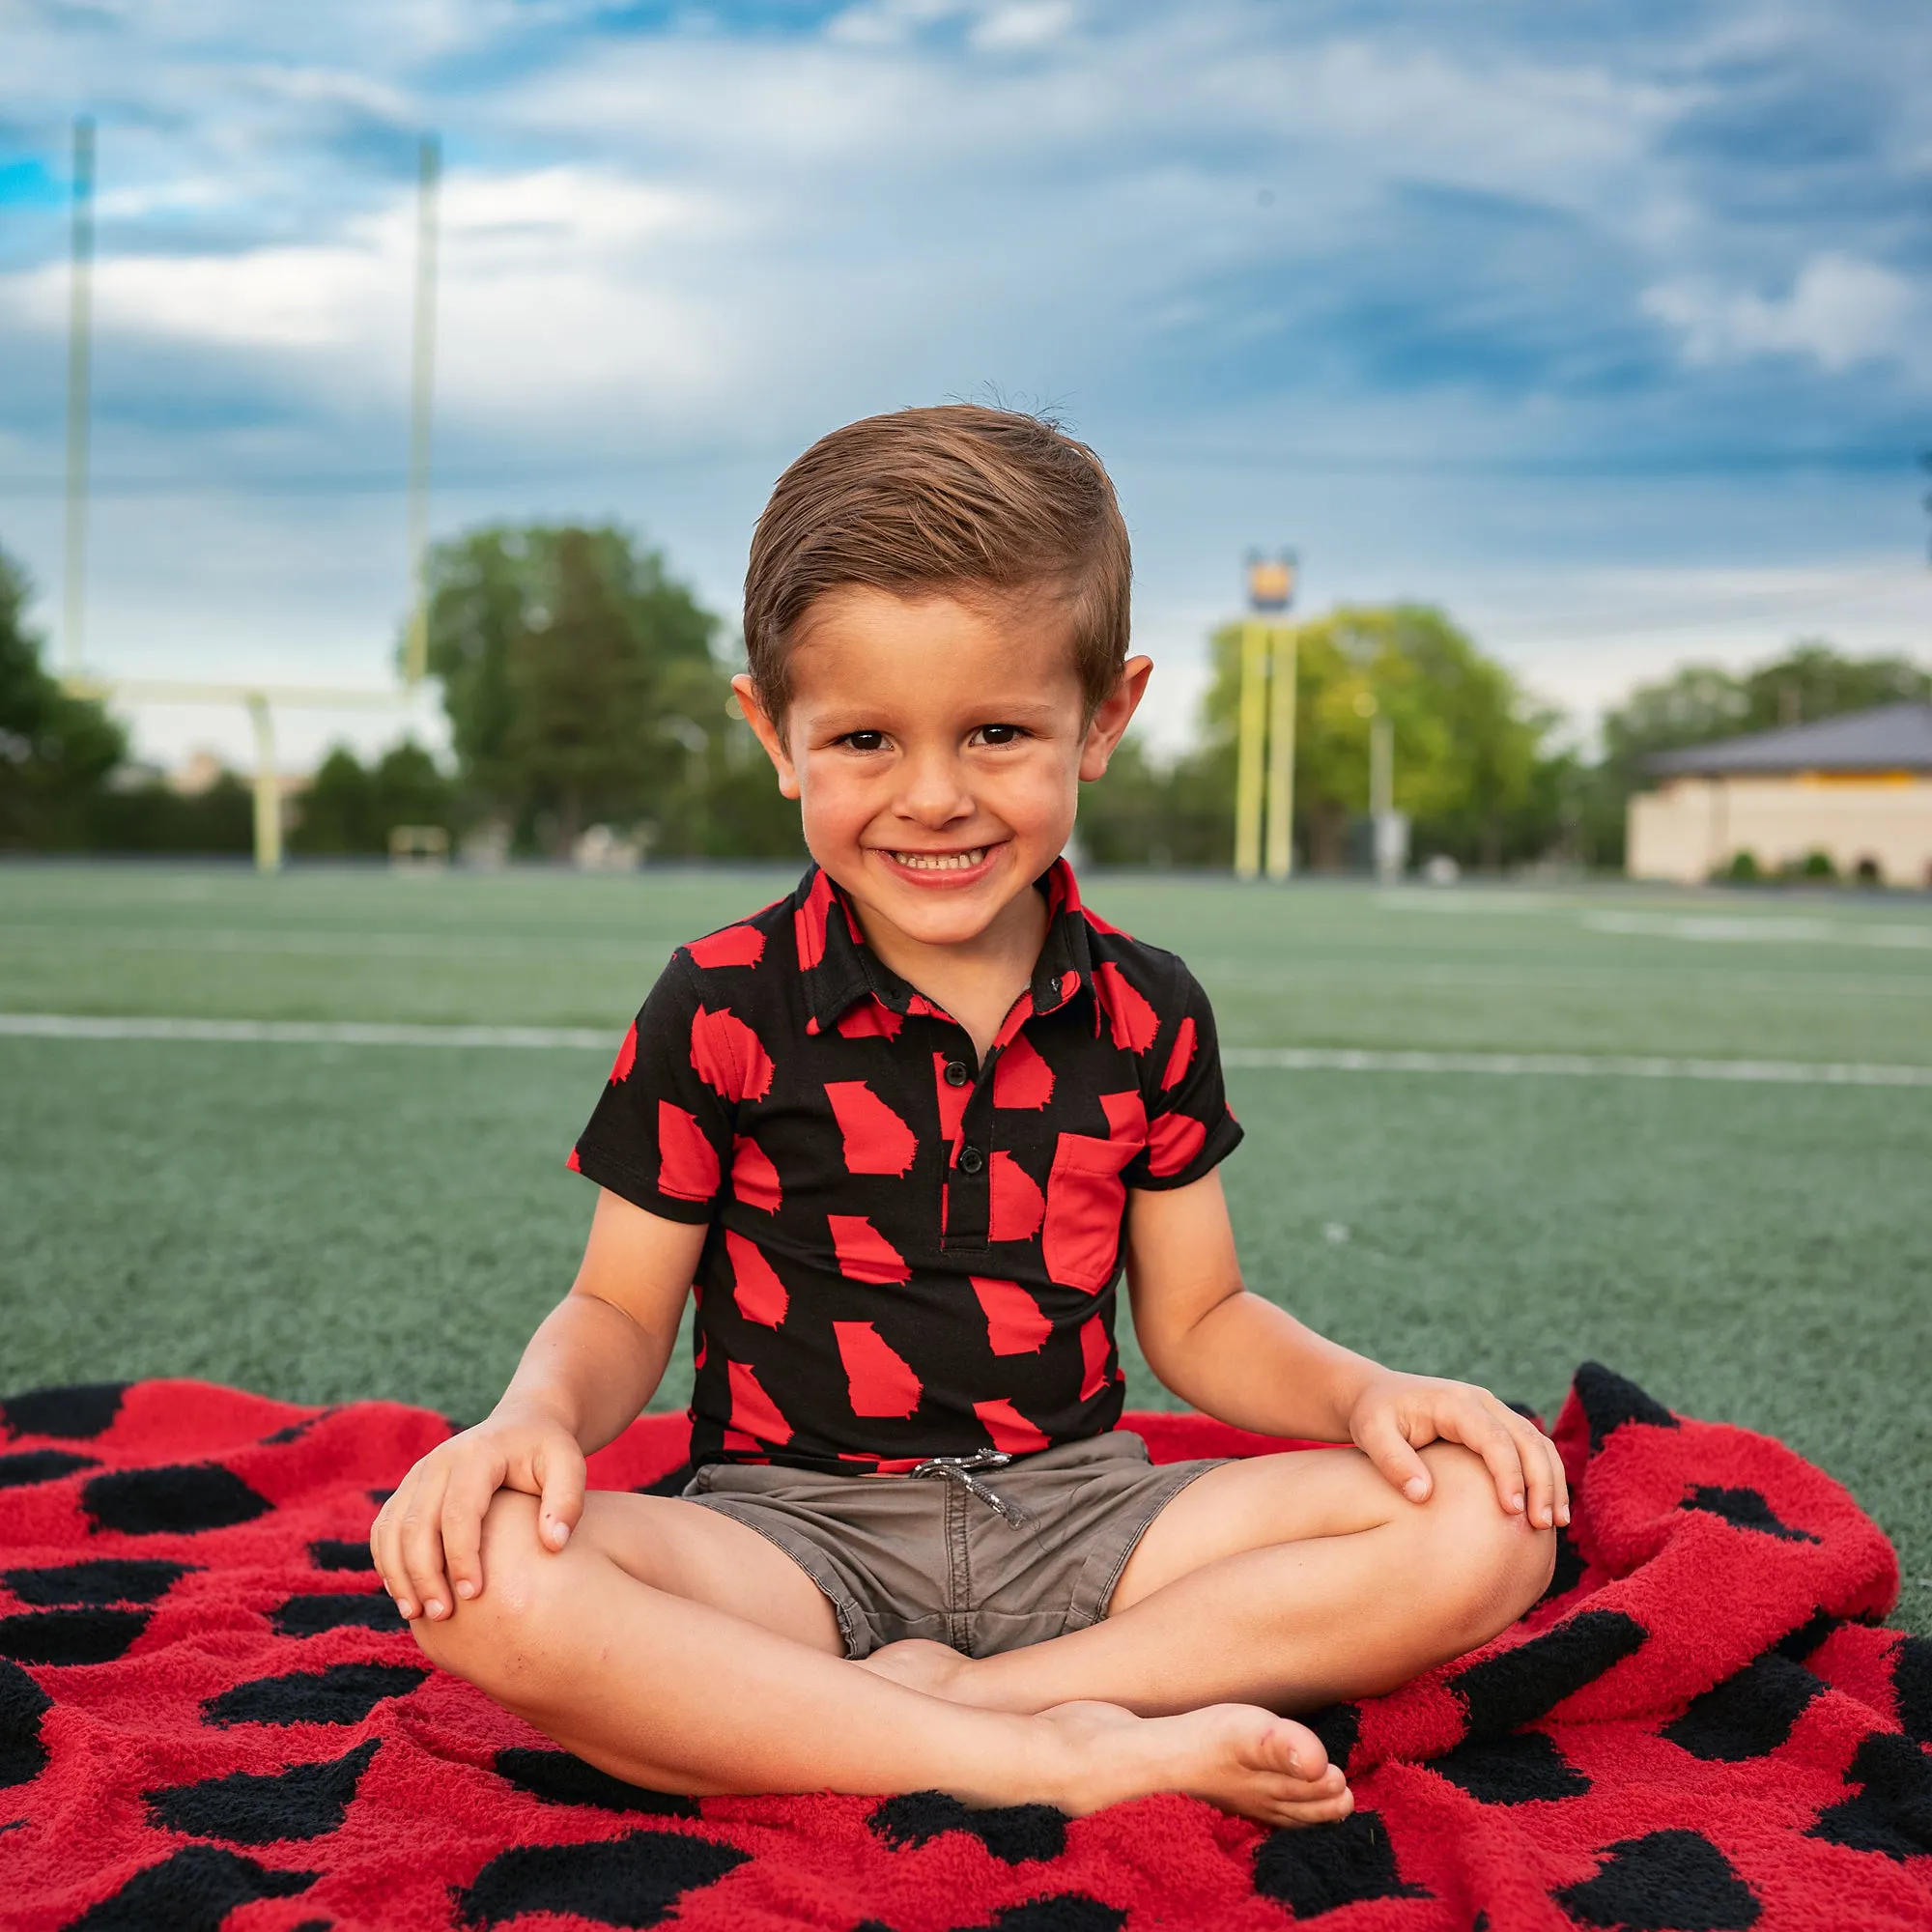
[372,406,1564,1827]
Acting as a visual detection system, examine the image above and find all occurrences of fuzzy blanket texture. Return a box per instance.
[0,1365,1927,1932]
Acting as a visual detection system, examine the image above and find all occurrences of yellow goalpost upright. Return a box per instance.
[1233,553,1298,882]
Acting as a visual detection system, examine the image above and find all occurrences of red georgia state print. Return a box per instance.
[825,1082,919,1177]
[833,1321,923,1418]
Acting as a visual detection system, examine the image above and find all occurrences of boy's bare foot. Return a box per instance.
[1034,1699,1352,1828]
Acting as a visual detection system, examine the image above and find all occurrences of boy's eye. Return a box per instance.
[975,724,1027,746]
[838,730,888,753]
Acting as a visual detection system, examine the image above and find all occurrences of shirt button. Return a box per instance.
[944,1061,969,1087]
[957,1145,985,1175]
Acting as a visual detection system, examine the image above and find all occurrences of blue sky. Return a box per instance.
[1,0,1928,771]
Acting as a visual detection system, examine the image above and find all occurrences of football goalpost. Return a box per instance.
[1233,553,1299,881]
[56,120,443,873]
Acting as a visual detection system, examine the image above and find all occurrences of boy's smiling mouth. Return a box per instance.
[883,845,997,877]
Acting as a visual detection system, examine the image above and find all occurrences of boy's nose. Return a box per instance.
[894,749,975,827]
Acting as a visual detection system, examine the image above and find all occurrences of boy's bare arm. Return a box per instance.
[372,1188,705,1622]
[1123,1172,1570,1530]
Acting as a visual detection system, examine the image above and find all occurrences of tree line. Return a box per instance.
[1,525,1924,872]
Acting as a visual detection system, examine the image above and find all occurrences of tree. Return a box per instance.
[289,740,457,856]
[1184,605,1558,871]
[1583,641,1932,867]
[420,523,766,858]
[0,544,126,850]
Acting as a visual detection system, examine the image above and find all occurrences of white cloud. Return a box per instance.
[970,3,1078,53]
[1643,253,1924,376]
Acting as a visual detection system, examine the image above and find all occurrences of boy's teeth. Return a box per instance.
[894,848,985,871]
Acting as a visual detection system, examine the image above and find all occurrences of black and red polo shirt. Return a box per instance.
[571,860,1242,1473]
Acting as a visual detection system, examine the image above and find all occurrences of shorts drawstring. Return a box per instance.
[909,1450,1033,1528]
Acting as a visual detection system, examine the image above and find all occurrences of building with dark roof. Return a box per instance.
[1627,702,1932,886]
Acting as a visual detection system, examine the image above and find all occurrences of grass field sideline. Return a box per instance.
[3,861,1927,1635]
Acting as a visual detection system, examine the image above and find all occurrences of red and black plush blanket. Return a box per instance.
[1,1365,1927,1931]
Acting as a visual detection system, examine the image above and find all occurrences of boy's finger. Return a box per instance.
[1511,1421,1559,1528]
[399,1464,457,1619]
[1544,1432,1573,1525]
[1355,1412,1433,1503]
[534,1438,587,1552]
[1463,1411,1530,1516]
[440,1463,500,1603]
[371,1476,421,1611]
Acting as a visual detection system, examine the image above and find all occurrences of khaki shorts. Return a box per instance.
[683,1431,1226,1660]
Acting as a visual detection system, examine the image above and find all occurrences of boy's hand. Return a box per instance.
[1347,1372,1571,1530]
[371,1403,586,1622]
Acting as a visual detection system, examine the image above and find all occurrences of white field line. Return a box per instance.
[1581,910,1932,951]
[3,1012,1930,1088]
[0,1014,611,1050]
[1221,1047,1932,1088]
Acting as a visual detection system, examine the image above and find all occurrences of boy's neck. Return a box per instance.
[836,868,1052,1064]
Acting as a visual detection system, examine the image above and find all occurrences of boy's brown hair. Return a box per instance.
[743,405,1131,727]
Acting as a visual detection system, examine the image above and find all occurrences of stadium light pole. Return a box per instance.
[1234,552,1295,880]
[402,133,441,688]
[62,117,97,678]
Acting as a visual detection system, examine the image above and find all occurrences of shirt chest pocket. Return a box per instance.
[1042,1130,1145,1293]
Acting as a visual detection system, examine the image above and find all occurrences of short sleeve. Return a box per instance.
[571,952,732,1224]
[1127,960,1243,1191]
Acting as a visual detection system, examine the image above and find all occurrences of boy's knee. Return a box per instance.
[1415,1444,1555,1639]
[412,1490,557,1681]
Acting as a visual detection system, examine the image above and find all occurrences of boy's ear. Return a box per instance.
[1078,655,1153,782]
[732,675,801,799]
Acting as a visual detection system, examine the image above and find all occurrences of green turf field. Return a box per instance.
[3,862,1928,1634]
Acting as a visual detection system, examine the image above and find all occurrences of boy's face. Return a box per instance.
[734,584,1150,954]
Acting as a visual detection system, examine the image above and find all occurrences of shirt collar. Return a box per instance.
[796,857,1093,1035]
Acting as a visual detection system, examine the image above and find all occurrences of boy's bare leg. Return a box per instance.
[860,1442,1555,1718]
[410,1488,1353,1826]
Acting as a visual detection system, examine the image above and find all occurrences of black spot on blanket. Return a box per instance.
[260,1408,336,1446]
[3,1557,193,1605]
[1536,1526,1587,1606]
[1774,1609,1839,1663]
[1556,1829,1761,1930]
[453,1829,748,1929]
[1895,1634,1932,1747]
[1663,1653,1822,1761]
[203,1662,427,1728]
[1681,1486,1819,1544]
[1252,1808,1431,1917]
[0,1448,98,1490]
[1808,1731,1932,1861]
[1300,1701,1361,1775]
[494,1747,698,1816]
[1451,1610,1648,1739]
[0,1606,149,1665]
[270,1591,407,1638]
[952,1898,1125,1932]
[0,1382,127,1441]
[0,1659,51,1788]
[1573,1363,1677,1452]
[66,1845,315,1931]
[307,1539,376,1575]
[84,1463,273,1537]
[871,1789,1067,1864]
[1431,1729,1591,1804]
[148,1739,380,1845]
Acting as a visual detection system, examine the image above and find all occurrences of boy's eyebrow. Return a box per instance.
[807,695,1074,731]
